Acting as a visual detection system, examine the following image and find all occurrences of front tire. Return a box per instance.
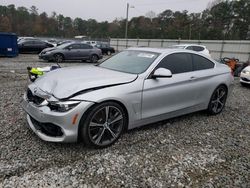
[54,54,64,63]
[207,85,228,115]
[80,102,127,148]
[107,51,111,56]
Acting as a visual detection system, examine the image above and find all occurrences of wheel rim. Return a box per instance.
[107,51,111,55]
[91,55,98,63]
[55,55,63,62]
[88,106,124,146]
[211,87,227,113]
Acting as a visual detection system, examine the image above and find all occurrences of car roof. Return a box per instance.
[127,47,191,54]
[173,44,206,48]
[126,47,213,60]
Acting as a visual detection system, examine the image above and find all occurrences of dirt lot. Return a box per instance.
[0,54,249,187]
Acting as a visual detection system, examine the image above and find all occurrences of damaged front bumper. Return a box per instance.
[21,94,94,143]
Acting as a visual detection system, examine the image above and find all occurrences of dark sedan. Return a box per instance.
[18,40,54,54]
[39,42,103,63]
[95,43,115,55]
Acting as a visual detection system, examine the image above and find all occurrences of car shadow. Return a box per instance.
[39,110,209,150]
[126,111,207,134]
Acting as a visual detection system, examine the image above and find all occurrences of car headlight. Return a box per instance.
[45,51,52,54]
[48,101,80,112]
[242,70,250,75]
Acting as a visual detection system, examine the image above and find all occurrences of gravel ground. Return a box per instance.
[0,55,249,187]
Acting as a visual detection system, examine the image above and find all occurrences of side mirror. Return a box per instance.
[151,68,172,79]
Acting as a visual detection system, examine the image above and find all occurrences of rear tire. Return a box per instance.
[207,85,228,115]
[90,55,98,63]
[80,102,127,148]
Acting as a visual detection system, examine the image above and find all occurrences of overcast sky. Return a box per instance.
[1,0,212,22]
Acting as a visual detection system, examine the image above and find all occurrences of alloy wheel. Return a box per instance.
[54,54,63,63]
[210,86,227,114]
[91,55,98,63]
[88,105,124,146]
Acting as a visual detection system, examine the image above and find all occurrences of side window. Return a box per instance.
[23,41,33,45]
[192,46,204,52]
[186,46,193,50]
[25,41,32,44]
[192,54,214,71]
[156,53,193,74]
[34,41,45,45]
[81,44,93,49]
[70,44,81,49]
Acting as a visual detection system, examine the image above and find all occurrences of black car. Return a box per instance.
[18,40,54,54]
[95,44,115,55]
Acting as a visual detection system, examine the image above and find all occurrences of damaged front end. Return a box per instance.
[21,86,95,143]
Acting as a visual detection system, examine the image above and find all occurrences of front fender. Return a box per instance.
[70,79,144,129]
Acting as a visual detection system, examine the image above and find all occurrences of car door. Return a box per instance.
[21,41,34,53]
[189,54,216,104]
[80,44,93,60]
[66,44,82,60]
[142,52,200,119]
[33,41,45,53]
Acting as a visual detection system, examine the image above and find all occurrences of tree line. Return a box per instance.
[0,0,249,40]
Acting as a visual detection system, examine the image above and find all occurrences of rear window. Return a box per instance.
[192,46,205,52]
[192,54,214,71]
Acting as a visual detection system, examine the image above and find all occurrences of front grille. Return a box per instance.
[27,89,45,105]
[30,116,63,137]
[241,77,250,82]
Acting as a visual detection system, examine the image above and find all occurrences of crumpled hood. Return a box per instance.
[32,65,137,99]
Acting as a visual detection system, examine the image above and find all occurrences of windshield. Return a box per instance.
[57,42,73,49]
[99,50,159,74]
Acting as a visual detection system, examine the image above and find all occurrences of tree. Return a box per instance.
[0,3,248,39]
[30,5,38,15]
[145,11,156,22]
[0,16,12,32]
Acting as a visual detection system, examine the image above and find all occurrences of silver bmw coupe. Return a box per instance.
[21,48,233,148]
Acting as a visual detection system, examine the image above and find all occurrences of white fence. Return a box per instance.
[110,38,250,62]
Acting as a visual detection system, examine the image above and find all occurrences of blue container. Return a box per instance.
[0,32,18,57]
